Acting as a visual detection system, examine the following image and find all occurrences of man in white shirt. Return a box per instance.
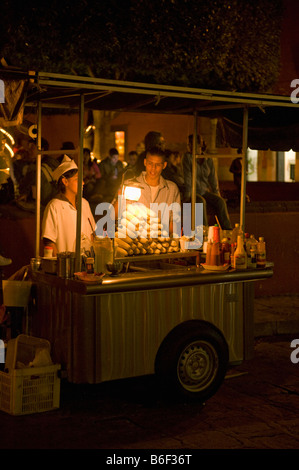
[41,155,96,255]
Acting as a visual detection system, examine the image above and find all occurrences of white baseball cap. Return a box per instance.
[52,155,78,181]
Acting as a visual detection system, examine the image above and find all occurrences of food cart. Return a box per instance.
[10,71,292,402]
[32,261,272,402]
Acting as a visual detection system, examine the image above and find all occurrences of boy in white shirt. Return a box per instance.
[125,147,181,235]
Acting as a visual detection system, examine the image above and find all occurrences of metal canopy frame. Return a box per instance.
[25,71,298,265]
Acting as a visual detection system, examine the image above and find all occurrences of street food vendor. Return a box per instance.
[124,146,181,234]
[41,155,96,255]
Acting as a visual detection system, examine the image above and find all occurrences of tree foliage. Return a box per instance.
[1,0,283,92]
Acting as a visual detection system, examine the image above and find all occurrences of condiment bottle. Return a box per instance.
[256,237,266,268]
[213,224,220,243]
[249,245,257,268]
[210,242,220,266]
[230,242,236,267]
[231,223,241,244]
[246,234,258,267]
[44,246,54,258]
[244,233,250,252]
[86,257,94,274]
[221,238,231,265]
[234,235,247,270]
[206,241,212,265]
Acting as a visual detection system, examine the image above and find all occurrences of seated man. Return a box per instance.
[162,149,185,199]
[183,134,232,230]
[124,146,181,235]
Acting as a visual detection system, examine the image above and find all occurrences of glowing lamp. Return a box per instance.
[124,185,141,202]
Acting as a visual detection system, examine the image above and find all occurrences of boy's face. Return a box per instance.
[128,153,138,166]
[62,173,80,195]
[144,154,167,182]
[109,153,119,166]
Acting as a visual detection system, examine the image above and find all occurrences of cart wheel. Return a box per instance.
[155,320,229,402]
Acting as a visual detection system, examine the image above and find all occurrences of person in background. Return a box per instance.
[183,134,232,230]
[57,141,76,163]
[0,132,12,322]
[123,150,139,180]
[136,142,145,156]
[83,148,101,200]
[162,149,185,199]
[41,155,95,255]
[0,134,15,203]
[14,138,57,209]
[229,149,250,203]
[97,148,124,202]
[135,131,166,176]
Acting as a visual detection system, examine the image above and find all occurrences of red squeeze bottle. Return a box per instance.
[206,241,212,265]
[221,238,231,265]
[210,242,220,266]
[213,224,220,243]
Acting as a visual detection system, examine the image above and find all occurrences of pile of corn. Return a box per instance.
[115,204,180,257]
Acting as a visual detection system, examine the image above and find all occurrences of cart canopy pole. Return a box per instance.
[191,111,198,233]
[240,106,248,232]
[75,93,84,271]
[35,101,42,258]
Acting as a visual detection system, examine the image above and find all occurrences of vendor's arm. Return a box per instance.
[84,199,96,241]
[41,202,58,254]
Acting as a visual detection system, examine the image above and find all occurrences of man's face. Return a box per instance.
[110,153,119,166]
[128,153,138,166]
[144,154,167,182]
[83,151,90,165]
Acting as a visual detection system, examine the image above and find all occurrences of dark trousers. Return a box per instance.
[197,192,232,230]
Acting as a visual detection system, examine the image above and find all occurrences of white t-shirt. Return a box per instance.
[150,185,160,202]
[41,196,96,253]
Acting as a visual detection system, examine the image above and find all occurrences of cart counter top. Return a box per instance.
[33,263,273,295]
